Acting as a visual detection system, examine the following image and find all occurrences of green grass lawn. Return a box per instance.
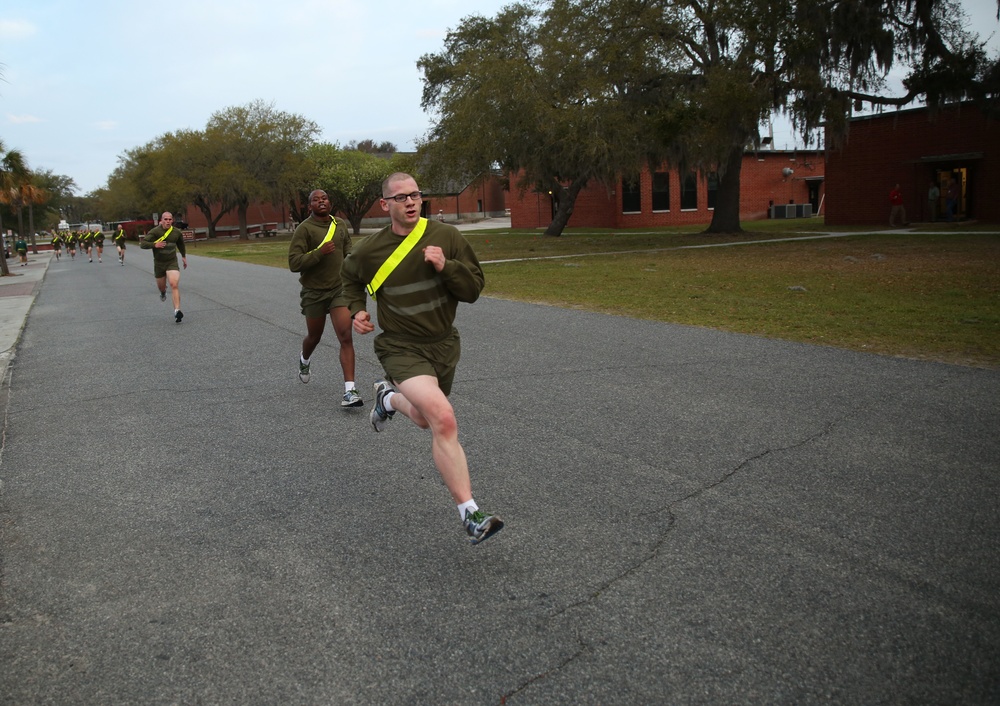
[191,222,1000,368]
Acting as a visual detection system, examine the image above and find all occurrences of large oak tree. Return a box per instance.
[206,100,319,240]
[419,2,664,235]
[420,0,994,234]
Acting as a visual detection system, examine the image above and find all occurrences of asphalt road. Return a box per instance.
[1,246,998,704]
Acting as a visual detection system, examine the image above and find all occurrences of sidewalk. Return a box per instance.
[0,251,54,374]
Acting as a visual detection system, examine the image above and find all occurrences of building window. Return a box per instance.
[652,172,670,211]
[706,172,718,210]
[681,171,698,210]
[622,178,642,213]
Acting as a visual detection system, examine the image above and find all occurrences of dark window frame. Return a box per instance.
[621,178,642,213]
[652,172,671,212]
[706,172,718,210]
[681,171,698,210]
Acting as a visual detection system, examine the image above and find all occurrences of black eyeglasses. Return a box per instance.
[383,191,423,203]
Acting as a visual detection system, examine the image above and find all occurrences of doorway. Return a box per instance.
[935,167,967,221]
[806,180,822,213]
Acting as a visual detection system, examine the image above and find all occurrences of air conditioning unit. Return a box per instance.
[770,204,813,219]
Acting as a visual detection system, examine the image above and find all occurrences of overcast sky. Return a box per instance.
[1,0,997,195]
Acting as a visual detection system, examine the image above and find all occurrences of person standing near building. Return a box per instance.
[14,236,27,266]
[927,181,940,223]
[341,172,503,545]
[140,212,187,323]
[287,189,362,407]
[888,184,907,227]
[113,224,127,265]
[945,178,960,222]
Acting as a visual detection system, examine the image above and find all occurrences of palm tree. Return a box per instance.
[16,183,48,254]
[0,139,29,276]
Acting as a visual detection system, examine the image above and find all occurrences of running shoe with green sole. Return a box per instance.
[464,509,504,545]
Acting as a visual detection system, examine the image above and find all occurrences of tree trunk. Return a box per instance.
[289,195,309,225]
[543,178,587,236]
[29,203,38,254]
[0,212,9,276]
[704,147,745,234]
[196,203,214,238]
[194,200,232,239]
[238,201,249,240]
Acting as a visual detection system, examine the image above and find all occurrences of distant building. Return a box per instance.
[825,102,999,225]
[181,172,507,235]
[506,150,825,229]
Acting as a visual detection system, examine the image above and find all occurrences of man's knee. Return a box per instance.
[422,398,458,437]
[335,328,354,346]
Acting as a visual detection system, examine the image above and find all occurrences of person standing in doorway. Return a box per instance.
[342,172,503,545]
[927,181,940,223]
[945,178,960,222]
[287,189,362,407]
[140,212,187,323]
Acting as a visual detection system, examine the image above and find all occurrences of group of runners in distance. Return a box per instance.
[49,227,128,265]
[43,172,503,546]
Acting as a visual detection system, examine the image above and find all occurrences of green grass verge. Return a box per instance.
[190,223,1000,368]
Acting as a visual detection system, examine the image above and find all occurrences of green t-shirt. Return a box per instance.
[287,215,351,291]
[141,225,187,262]
[341,218,484,340]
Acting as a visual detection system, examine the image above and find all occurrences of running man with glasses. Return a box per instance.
[141,212,187,323]
[341,172,504,545]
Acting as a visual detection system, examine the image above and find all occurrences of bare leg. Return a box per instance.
[330,306,356,383]
[301,315,326,361]
[166,270,181,310]
[392,375,472,504]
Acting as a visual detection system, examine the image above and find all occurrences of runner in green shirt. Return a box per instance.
[95,229,106,263]
[287,189,362,407]
[113,225,128,265]
[342,172,502,545]
[140,212,188,323]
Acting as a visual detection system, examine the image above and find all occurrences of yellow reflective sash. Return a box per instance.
[155,226,173,243]
[366,218,428,300]
[312,217,338,252]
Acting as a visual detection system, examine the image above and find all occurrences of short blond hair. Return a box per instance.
[382,172,416,197]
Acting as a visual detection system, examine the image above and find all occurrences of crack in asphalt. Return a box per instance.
[499,412,854,704]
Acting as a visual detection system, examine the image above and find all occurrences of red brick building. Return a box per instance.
[825,103,999,225]
[507,150,825,229]
[182,173,507,235]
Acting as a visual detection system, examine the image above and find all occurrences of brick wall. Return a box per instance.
[184,175,508,233]
[825,104,999,225]
[508,151,824,229]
